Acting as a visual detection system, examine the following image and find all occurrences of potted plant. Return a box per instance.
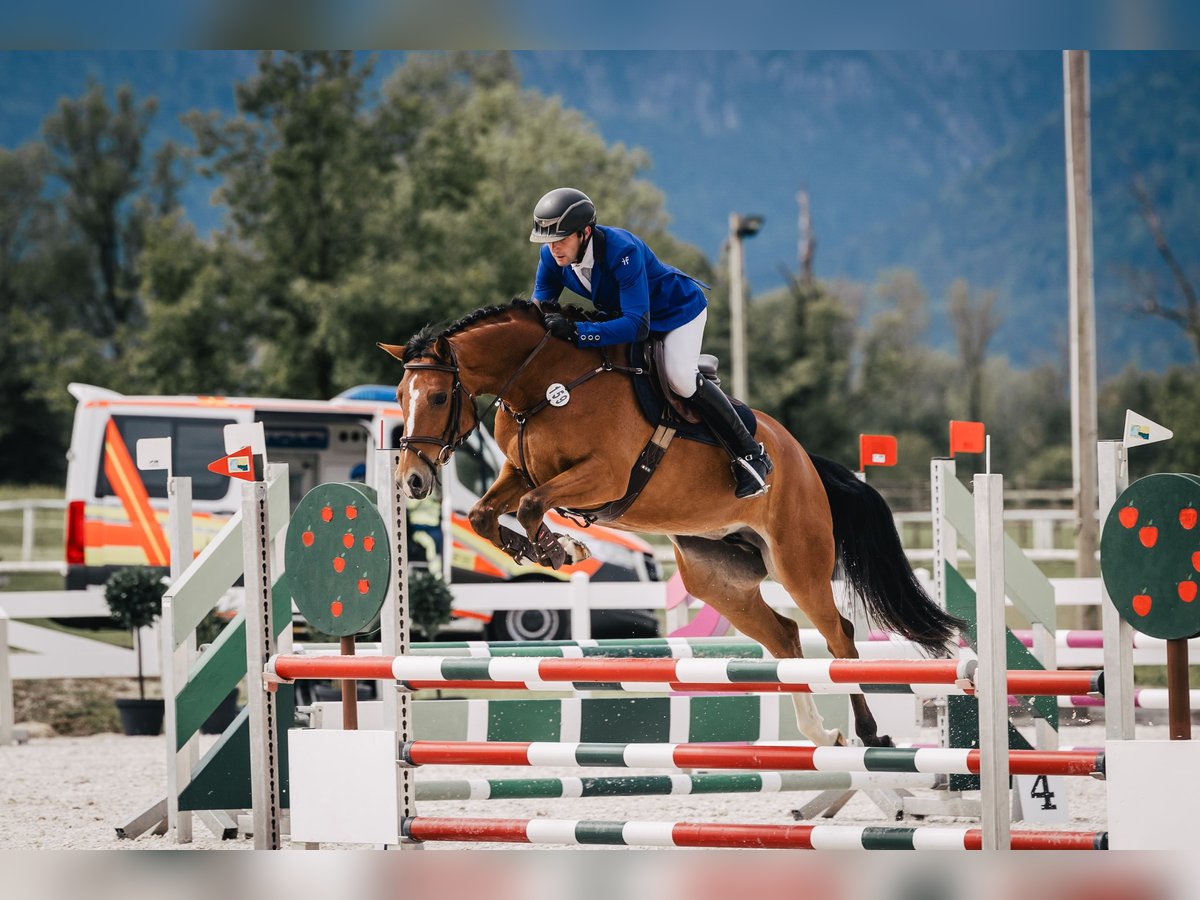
[105,566,166,736]
[409,569,454,641]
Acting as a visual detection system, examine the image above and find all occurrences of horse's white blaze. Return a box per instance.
[405,384,421,436]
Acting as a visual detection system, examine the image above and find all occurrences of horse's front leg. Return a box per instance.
[515,460,621,569]
[468,460,535,561]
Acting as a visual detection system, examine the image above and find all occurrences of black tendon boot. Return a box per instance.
[688,375,773,498]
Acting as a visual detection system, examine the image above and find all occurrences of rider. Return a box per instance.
[528,187,772,499]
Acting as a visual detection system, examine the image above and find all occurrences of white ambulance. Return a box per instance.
[62,383,660,640]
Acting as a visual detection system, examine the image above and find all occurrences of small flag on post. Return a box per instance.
[859,434,898,470]
[949,420,986,456]
[207,446,262,482]
[1122,409,1173,449]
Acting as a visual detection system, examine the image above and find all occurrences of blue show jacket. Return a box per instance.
[531,225,708,347]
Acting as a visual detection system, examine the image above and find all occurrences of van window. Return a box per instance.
[96,415,236,501]
[455,431,499,498]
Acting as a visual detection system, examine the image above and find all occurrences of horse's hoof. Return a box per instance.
[862,733,895,748]
[830,729,847,747]
[558,535,591,564]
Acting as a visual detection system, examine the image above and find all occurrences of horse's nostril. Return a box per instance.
[407,472,424,494]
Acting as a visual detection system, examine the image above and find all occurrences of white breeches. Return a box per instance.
[662,308,707,398]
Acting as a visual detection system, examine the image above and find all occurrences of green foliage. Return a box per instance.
[3,52,1200,506]
[104,566,165,631]
[408,569,454,640]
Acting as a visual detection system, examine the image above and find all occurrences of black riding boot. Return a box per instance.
[688,375,773,498]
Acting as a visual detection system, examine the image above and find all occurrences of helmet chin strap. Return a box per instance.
[573,228,592,265]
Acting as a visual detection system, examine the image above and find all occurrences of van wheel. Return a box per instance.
[485,608,570,643]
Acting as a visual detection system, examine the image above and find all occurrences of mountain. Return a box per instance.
[0,51,1194,371]
[830,52,1200,372]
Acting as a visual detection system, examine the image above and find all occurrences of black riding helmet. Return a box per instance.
[529,187,596,243]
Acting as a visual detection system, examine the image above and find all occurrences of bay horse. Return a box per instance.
[380,299,962,748]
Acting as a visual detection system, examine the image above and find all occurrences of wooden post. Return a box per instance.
[1166,638,1192,740]
[1063,50,1100,594]
[340,635,358,730]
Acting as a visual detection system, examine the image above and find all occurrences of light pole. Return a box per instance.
[728,212,763,402]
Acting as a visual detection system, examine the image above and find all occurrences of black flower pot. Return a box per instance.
[201,689,241,734]
[115,698,165,736]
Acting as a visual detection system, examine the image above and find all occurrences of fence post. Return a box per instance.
[1098,440,1135,740]
[21,504,35,563]
[570,571,591,642]
[974,473,1011,850]
[0,606,12,746]
[163,476,195,843]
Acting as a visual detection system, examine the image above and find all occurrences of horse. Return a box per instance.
[380,299,962,748]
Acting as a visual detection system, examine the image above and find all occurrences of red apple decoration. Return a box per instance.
[1194,551,1200,572]
[330,600,344,618]
[1180,508,1198,530]
[358,579,370,594]
[1180,581,1198,603]
[1118,506,1138,529]
[1138,526,1158,548]
[1132,594,1152,617]
[343,533,355,549]
[345,506,358,520]
[301,530,314,547]
[321,505,333,523]
[362,536,376,552]
[332,557,345,573]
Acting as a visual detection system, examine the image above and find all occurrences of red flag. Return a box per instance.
[949,420,986,456]
[859,434,897,470]
[207,445,259,482]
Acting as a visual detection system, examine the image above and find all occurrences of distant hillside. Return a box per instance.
[1,50,1193,371]
[831,52,1200,373]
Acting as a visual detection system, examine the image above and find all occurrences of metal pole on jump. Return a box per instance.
[374,448,417,846]
[162,475,195,842]
[1098,440,1135,740]
[974,473,1010,850]
[243,477,281,850]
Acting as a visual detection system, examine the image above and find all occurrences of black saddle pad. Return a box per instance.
[628,341,758,446]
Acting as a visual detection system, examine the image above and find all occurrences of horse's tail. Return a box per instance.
[808,453,965,656]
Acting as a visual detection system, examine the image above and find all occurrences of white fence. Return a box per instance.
[0,499,67,576]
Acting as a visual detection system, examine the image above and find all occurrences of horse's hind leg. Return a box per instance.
[673,537,842,747]
[769,557,893,748]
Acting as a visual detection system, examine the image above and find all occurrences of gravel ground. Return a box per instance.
[0,722,1137,850]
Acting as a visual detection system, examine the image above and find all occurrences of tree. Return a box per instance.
[42,83,165,356]
[748,270,856,462]
[1127,175,1200,361]
[186,51,395,398]
[947,278,1000,424]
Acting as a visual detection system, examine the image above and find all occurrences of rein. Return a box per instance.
[401,323,648,520]
[399,332,557,482]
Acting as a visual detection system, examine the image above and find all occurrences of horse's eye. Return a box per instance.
[431,392,449,407]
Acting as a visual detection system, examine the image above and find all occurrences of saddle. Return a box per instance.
[630,339,758,446]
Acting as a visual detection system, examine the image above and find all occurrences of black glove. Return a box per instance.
[544,313,578,344]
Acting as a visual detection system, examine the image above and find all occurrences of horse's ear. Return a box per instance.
[377,342,405,361]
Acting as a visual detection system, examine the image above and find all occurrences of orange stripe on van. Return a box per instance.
[103,419,170,566]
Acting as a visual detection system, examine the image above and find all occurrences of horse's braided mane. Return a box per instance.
[401,297,609,363]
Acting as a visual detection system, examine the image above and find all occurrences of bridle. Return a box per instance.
[398,332,554,481]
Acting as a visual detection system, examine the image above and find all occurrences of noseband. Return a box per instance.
[398,343,481,479]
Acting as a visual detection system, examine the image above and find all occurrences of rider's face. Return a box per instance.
[549,227,588,266]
